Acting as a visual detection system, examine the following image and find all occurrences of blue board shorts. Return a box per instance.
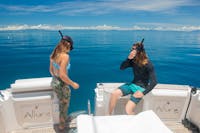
[119,83,145,104]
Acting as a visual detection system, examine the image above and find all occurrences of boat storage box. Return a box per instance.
[0,91,7,133]
[95,83,191,123]
[0,77,59,133]
[186,89,200,129]
[143,84,191,122]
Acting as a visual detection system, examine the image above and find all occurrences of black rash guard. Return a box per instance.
[120,58,157,95]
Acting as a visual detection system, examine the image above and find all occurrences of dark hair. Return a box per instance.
[133,42,148,66]
[50,39,71,60]
[50,31,74,60]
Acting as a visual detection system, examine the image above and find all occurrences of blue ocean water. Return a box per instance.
[0,30,200,113]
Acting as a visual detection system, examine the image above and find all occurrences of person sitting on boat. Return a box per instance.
[49,31,79,130]
[109,39,157,115]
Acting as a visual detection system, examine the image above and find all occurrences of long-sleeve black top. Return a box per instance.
[120,59,157,95]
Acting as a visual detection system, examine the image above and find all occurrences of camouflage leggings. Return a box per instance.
[51,77,71,127]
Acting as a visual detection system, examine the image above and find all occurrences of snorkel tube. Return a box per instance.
[58,30,63,38]
[58,30,74,50]
[136,38,144,52]
[141,38,144,44]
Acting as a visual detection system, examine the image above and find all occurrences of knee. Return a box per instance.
[59,100,63,104]
[62,98,69,104]
[111,89,122,98]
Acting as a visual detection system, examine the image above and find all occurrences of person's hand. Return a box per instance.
[72,82,79,89]
[133,91,144,98]
[128,50,136,59]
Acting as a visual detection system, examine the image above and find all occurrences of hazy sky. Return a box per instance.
[1,0,200,31]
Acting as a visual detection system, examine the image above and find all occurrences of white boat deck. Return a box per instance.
[8,122,192,133]
[1,78,199,133]
[77,110,192,133]
[164,122,191,133]
[7,121,192,133]
[11,127,56,133]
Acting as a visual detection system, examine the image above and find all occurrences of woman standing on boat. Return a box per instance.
[109,39,157,115]
[49,31,79,130]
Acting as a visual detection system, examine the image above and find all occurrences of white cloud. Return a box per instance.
[0,24,59,30]
[135,22,200,31]
[1,0,199,15]
[0,24,200,31]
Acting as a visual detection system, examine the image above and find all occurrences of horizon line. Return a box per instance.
[0,24,200,32]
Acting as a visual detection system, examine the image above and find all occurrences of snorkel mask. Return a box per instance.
[58,30,74,50]
[136,38,144,52]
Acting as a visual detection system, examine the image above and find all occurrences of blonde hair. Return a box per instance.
[50,40,71,61]
[134,42,148,66]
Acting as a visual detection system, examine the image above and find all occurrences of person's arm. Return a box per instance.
[120,59,133,70]
[120,50,136,70]
[143,62,157,95]
[59,54,79,89]
[49,59,54,76]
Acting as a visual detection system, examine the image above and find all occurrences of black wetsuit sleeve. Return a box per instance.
[143,63,157,95]
[120,59,133,70]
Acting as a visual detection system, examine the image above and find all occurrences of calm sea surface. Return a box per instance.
[0,30,200,113]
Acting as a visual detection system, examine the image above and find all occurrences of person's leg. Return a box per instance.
[125,100,137,115]
[51,78,64,130]
[59,100,65,130]
[125,96,141,115]
[62,86,71,120]
[59,86,71,130]
[109,89,123,115]
[55,90,66,130]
